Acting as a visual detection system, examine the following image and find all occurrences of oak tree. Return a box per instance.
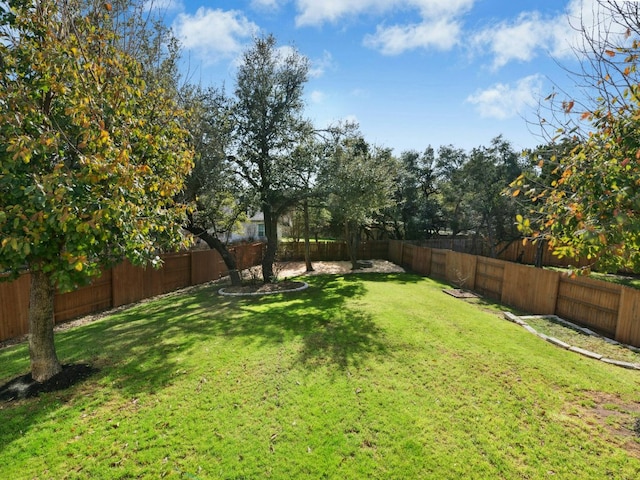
[230,35,310,283]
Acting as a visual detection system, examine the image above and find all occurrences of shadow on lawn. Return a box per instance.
[216,274,390,370]
[0,273,396,449]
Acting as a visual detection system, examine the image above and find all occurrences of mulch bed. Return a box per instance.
[0,364,99,403]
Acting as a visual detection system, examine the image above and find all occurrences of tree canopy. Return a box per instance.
[513,1,640,273]
[230,34,311,282]
[0,0,193,380]
[321,133,398,268]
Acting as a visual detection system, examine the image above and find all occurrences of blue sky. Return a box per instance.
[150,0,608,154]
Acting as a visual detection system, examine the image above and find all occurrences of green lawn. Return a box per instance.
[1,273,639,479]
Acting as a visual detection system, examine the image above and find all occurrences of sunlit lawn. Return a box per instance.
[1,273,639,479]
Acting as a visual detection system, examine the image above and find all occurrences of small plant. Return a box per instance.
[270,255,286,283]
[244,266,263,285]
[454,268,470,290]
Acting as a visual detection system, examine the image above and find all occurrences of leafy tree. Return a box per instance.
[515,100,640,272]
[463,137,523,256]
[0,0,193,381]
[180,86,251,286]
[287,205,332,243]
[230,35,310,282]
[515,1,640,272]
[435,145,471,236]
[434,138,522,254]
[511,139,577,267]
[322,135,398,269]
[387,148,442,240]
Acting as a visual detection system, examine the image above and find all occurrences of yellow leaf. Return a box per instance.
[512,189,520,197]
[74,262,83,272]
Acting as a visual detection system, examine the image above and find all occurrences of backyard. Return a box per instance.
[1,270,639,479]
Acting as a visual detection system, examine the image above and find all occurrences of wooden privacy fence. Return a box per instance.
[0,243,263,343]
[419,237,593,269]
[389,240,640,348]
[277,240,389,262]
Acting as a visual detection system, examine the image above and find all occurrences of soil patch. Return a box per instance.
[571,391,640,457]
[0,364,99,402]
[443,288,479,299]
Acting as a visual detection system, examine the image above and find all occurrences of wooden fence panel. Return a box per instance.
[556,275,620,337]
[430,249,447,280]
[388,240,402,265]
[0,243,268,342]
[501,263,560,315]
[310,242,333,261]
[474,257,504,300]
[112,261,148,307]
[616,287,640,346]
[411,246,432,275]
[162,253,191,293]
[191,250,226,285]
[0,273,30,340]
[401,244,415,269]
[278,241,389,263]
[445,251,477,290]
[233,243,265,269]
[54,270,112,323]
[359,241,389,259]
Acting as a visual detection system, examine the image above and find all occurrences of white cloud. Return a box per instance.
[473,12,556,69]
[466,75,543,120]
[309,51,335,78]
[294,0,473,27]
[294,0,473,55]
[310,90,326,103]
[364,17,462,54]
[251,0,282,11]
[173,8,259,64]
[471,0,631,70]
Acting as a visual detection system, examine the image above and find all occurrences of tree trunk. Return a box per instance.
[262,204,278,283]
[184,224,242,286]
[28,270,62,382]
[303,199,314,272]
[345,220,359,270]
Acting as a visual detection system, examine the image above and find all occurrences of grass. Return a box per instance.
[589,272,640,290]
[547,267,640,290]
[523,316,640,365]
[1,273,640,479]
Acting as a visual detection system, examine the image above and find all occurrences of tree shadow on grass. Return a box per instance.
[215,275,389,370]
[0,273,400,452]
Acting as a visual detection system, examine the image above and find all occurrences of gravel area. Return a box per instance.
[252,259,405,280]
